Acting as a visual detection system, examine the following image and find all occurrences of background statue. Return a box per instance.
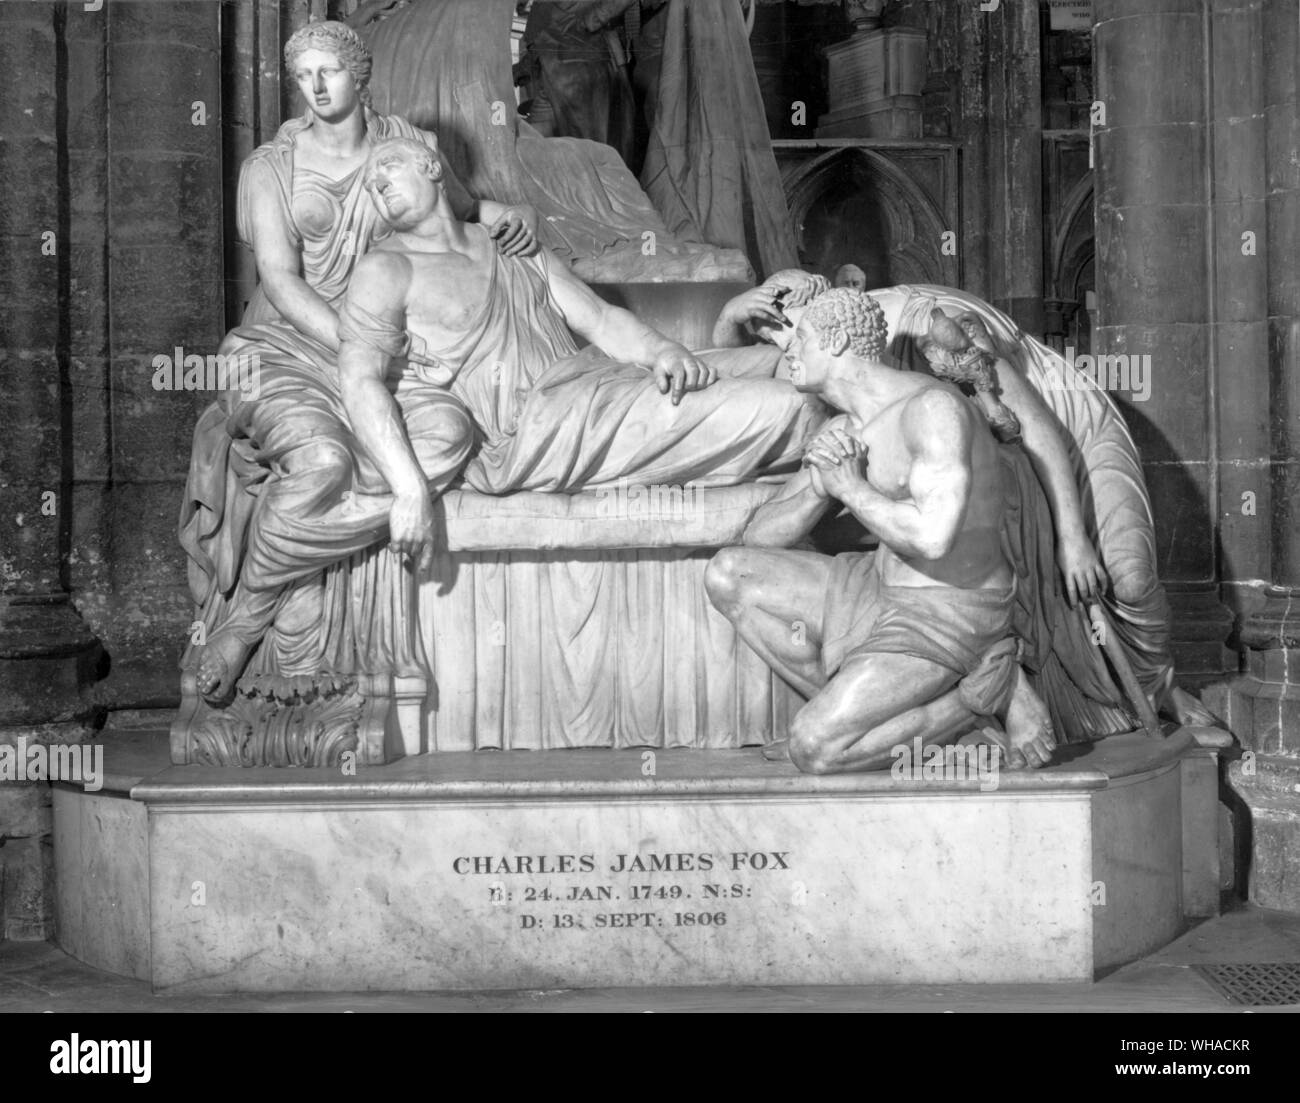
[355,0,793,282]
[516,0,637,166]
[835,263,868,290]
[638,0,800,278]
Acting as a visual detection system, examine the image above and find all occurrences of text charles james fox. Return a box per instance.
[453,851,791,875]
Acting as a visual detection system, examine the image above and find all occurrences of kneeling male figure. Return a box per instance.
[705,289,1055,774]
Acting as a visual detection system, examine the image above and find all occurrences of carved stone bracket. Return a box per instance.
[173,668,423,768]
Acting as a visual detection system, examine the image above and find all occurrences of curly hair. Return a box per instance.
[284,20,373,108]
[803,288,890,360]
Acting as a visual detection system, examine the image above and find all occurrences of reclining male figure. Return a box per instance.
[705,289,1056,773]
[195,135,818,699]
[333,136,818,571]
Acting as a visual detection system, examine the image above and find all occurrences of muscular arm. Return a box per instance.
[743,467,836,547]
[544,250,678,362]
[711,310,755,350]
[834,391,971,561]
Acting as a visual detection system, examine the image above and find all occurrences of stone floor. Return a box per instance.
[1,903,1297,1012]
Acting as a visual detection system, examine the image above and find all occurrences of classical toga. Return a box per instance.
[337,232,822,497]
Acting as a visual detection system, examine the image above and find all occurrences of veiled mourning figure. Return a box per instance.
[177,22,534,749]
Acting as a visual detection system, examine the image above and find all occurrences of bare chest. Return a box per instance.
[403,248,494,337]
[854,416,913,500]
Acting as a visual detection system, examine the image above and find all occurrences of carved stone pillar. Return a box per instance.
[1093,0,1233,675]
[1212,0,1300,911]
[931,0,1044,330]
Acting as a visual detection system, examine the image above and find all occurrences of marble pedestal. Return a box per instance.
[53,728,1228,991]
[816,28,926,140]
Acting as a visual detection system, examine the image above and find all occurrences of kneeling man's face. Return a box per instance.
[784,317,835,392]
[365,148,437,230]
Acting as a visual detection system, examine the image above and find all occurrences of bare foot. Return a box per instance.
[762,739,792,762]
[1000,666,1056,769]
[1164,685,1217,728]
[196,631,253,707]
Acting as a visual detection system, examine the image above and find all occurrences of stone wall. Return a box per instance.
[0,0,226,939]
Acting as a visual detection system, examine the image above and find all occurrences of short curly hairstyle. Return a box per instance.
[364,137,441,187]
[284,20,373,108]
[803,288,890,360]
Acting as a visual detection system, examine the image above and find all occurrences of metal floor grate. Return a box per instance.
[1193,963,1300,1006]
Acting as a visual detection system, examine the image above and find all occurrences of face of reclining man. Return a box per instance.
[362,146,503,345]
[365,146,442,232]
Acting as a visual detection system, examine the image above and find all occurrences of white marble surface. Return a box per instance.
[53,786,150,982]
[147,791,1095,991]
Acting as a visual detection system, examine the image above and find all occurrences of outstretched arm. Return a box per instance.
[542,249,716,405]
[813,391,971,561]
[336,253,437,570]
[712,270,831,348]
[712,287,783,348]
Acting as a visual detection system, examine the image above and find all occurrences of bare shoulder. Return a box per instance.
[353,247,413,283]
[348,249,413,310]
[902,385,973,454]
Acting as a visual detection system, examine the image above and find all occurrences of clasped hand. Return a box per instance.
[803,425,868,499]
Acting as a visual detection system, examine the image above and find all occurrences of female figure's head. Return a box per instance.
[284,20,373,120]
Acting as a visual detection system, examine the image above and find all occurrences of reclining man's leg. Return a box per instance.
[788,651,975,775]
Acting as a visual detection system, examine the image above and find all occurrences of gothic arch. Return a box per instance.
[781,146,958,289]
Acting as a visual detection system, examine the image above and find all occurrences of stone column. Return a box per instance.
[984,0,1045,334]
[0,1,102,940]
[1218,0,1300,911]
[935,0,1043,325]
[82,0,225,709]
[1093,0,1234,674]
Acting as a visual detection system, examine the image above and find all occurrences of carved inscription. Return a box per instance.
[453,850,796,932]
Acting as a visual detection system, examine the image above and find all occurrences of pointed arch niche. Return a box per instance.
[775,140,960,289]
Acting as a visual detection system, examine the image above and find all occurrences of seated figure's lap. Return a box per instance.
[394,378,476,494]
[231,377,476,498]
